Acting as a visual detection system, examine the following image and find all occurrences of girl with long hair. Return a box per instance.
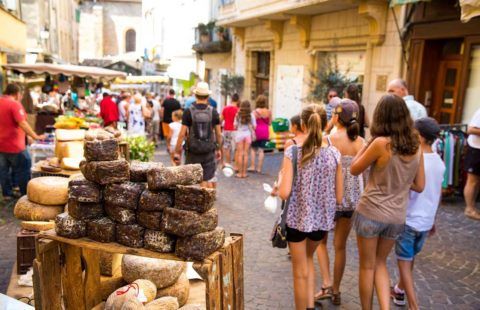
[234,100,256,178]
[314,99,367,305]
[277,104,343,310]
[350,94,425,309]
[344,83,369,138]
[249,95,271,173]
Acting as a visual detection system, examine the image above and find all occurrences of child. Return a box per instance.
[167,109,183,165]
[391,117,445,309]
[234,100,256,178]
[350,94,425,310]
[284,114,306,149]
[277,104,343,310]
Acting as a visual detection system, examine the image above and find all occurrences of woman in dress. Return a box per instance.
[127,93,151,136]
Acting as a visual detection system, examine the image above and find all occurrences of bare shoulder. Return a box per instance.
[371,136,390,148]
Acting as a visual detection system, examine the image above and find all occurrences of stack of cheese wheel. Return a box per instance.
[14,176,69,231]
[54,129,86,170]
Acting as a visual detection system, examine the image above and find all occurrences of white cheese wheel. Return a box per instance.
[145,297,179,310]
[14,196,64,221]
[133,279,157,303]
[155,273,189,307]
[55,129,86,141]
[121,255,186,289]
[21,221,55,231]
[27,176,69,205]
[61,157,83,170]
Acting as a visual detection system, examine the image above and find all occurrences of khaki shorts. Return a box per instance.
[223,131,235,149]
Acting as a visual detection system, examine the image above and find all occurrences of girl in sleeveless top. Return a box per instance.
[277,104,343,310]
[314,99,366,305]
[284,114,306,149]
[249,95,271,174]
[350,94,425,310]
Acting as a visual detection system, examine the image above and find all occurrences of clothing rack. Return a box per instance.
[439,123,468,131]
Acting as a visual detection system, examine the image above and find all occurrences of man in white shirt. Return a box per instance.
[387,79,427,121]
[464,107,480,220]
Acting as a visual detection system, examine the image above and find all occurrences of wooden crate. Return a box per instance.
[33,230,243,310]
[17,230,38,275]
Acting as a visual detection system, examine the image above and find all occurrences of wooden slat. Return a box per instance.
[39,242,62,310]
[193,251,222,310]
[39,230,184,261]
[220,240,234,310]
[60,244,86,310]
[33,259,42,310]
[82,248,102,309]
[230,233,244,310]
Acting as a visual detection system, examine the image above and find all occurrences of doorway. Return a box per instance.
[252,51,270,99]
[433,59,462,124]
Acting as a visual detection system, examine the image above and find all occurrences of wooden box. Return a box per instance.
[17,230,38,275]
[33,230,243,310]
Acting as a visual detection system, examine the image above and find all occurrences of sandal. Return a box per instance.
[332,292,341,305]
[315,286,332,301]
[465,208,480,220]
[247,168,256,172]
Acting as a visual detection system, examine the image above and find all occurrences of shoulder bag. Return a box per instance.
[270,145,298,248]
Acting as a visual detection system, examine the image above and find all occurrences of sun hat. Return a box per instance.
[334,99,359,124]
[414,117,441,141]
[193,82,211,96]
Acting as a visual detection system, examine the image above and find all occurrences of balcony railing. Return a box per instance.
[192,27,232,54]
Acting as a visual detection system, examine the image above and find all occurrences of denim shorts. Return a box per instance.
[352,211,405,240]
[395,225,428,261]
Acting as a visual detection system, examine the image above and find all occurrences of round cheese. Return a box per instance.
[105,284,141,310]
[61,157,83,170]
[21,221,55,232]
[14,196,64,221]
[133,279,157,303]
[145,297,179,310]
[27,177,69,205]
[156,273,189,307]
[122,255,186,289]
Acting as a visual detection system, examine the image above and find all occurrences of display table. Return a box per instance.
[34,230,244,310]
[29,144,55,164]
[31,160,80,178]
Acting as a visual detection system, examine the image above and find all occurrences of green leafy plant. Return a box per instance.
[198,23,208,35]
[126,136,155,162]
[220,74,245,97]
[309,53,357,103]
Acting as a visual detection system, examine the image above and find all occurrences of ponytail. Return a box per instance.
[343,118,359,141]
[300,104,325,166]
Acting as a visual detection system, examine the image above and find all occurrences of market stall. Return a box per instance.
[112,75,170,94]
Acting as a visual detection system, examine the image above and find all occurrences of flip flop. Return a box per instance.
[247,168,256,172]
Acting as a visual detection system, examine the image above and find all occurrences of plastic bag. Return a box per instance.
[263,183,279,213]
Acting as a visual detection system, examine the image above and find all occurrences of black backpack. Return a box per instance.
[187,104,216,154]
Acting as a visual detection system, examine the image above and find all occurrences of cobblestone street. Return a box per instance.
[0,150,479,309]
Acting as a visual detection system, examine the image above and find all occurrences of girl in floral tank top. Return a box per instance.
[277,104,343,310]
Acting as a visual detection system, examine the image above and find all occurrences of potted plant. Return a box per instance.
[215,26,226,41]
[198,23,210,43]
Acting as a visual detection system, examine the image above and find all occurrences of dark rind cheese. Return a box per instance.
[144,230,175,253]
[147,164,203,190]
[86,217,116,243]
[175,185,216,213]
[104,182,145,210]
[175,227,225,261]
[55,212,86,239]
[68,198,104,220]
[137,211,162,230]
[160,207,218,237]
[68,177,102,203]
[116,224,145,248]
[80,159,130,185]
[105,202,136,224]
[130,161,164,182]
[139,190,173,212]
[84,139,119,161]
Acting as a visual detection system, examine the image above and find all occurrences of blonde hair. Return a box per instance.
[172,109,183,121]
[300,104,326,166]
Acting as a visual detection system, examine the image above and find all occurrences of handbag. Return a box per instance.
[270,145,298,248]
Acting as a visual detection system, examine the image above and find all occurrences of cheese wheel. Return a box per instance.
[145,297,179,310]
[14,196,64,221]
[133,279,157,303]
[55,129,86,141]
[27,176,69,205]
[155,273,189,307]
[21,221,55,231]
[61,157,83,170]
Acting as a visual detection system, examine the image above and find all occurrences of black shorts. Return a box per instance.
[286,226,327,243]
[185,151,216,181]
[335,210,354,221]
[465,146,480,176]
[252,140,269,149]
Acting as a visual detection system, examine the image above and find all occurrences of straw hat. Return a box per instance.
[193,82,211,96]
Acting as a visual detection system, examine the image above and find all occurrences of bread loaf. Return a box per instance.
[84,139,119,161]
[20,221,55,231]
[68,176,102,203]
[161,208,218,237]
[145,297,179,310]
[104,182,145,210]
[130,161,164,182]
[139,190,173,212]
[105,284,142,310]
[155,273,189,307]
[137,211,162,230]
[55,213,87,239]
[116,224,145,248]
[68,198,104,220]
[176,227,225,261]
[147,164,203,190]
[144,230,175,253]
[14,196,64,221]
[174,185,215,213]
[105,203,136,224]
[27,176,69,205]
[87,217,116,243]
[121,255,186,289]
[80,159,130,185]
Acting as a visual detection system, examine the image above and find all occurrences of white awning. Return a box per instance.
[2,63,127,79]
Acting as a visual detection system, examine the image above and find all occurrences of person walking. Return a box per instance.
[127,93,150,136]
[276,104,343,310]
[0,84,44,200]
[464,107,480,220]
[173,82,222,188]
[314,99,366,305]
[350,94,425,310]
[147,92,161,146]
[249,95,271,174]
[161,89,181,145]
[99,91,119,129]
[234,100,256,178]
[325,88,339,121]
[391,117,445,309]
[118,92,131,130]
[387,79,427,121]
[344,83,369,137]
[167,110,183,166]
[221,93,240,168]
